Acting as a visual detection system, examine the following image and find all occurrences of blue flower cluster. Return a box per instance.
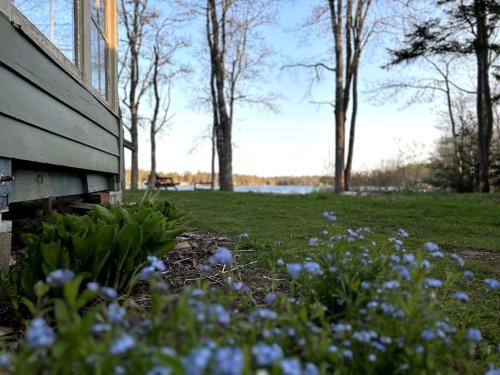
[3,213,499,374]
[26,318,56,349]
[208,247,234,266]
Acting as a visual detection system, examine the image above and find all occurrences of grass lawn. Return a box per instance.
[124,190,500,344]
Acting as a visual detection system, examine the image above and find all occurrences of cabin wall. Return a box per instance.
[0,12,121,205]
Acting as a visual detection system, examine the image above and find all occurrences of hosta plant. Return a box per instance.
[0,200,185,316]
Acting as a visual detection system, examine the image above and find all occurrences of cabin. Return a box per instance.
[0,0,122,266]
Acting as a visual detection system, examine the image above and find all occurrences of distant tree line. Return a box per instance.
[125,169,335,187]
[125,166,432,190]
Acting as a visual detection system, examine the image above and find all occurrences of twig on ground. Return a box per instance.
[173,257,193,264]
[262,275,286,281]
[214,261,259,276]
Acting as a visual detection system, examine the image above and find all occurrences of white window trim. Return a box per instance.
[1,0,118,114]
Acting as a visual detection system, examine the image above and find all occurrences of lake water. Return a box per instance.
[176,185,322,195]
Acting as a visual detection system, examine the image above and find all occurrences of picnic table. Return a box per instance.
[155,175,179,190]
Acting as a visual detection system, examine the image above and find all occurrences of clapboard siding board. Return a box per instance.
[0,14,120,137]
[0,67,119,157]
[0,114,119,174]
[10,170,111,203]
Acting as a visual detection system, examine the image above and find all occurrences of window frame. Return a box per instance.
[90,0,109,99]
[1,0,118,114]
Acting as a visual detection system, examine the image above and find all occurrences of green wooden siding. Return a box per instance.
[0,114,119,173]
[0,13,121,176]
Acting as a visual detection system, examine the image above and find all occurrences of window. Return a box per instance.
[12,0,76,63]
[91,0,108,98]
[9,0,116,107]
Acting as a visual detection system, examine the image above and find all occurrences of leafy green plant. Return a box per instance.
[0,200,185,313]
[1,223,499,374]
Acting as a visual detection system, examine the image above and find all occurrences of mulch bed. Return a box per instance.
[0,228,278,348]
[130,230,278,307]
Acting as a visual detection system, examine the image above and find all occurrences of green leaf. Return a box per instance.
[34,281,50,298]
[63,274,85,307]
[61,247,70,269]
[72,234,92,267]
[116,205,133,225]
[40,242,62,270]
[149,239,177,257]
[20,297,37,316]
[92,205,114,224]
[164,227,187,239]
[20,233,39,250]
[92,225,116,277]
[21,261,38,296]
[76,289,98,309]
[54,299,70,323]
[115,222,143,284]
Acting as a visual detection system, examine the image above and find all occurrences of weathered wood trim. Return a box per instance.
[75,0,85,77]
[123,139,137,152]
[0,67,119,156]
[0,220,12,234]
[105,0,119,112]
[119,122,125,190]
[0,0,11,17]
[81,0,92,87]
[10,169,112,203]
[0,114,119,174]
[0,232,11,271]
[0,158,12,211]
[84,173,111,193]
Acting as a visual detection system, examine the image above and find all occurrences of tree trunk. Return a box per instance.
[215,126,233,191]
[148,127,156,189]
[207,0,233,191]
[329,0,346,193]
[474,0,493,193]
[211,124,216,190]
[344,67,358,191]
[444,77,465,188]
[129,39,139,189]
[130,109,139,189]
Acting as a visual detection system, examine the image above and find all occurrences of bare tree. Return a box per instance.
[375,55,476,188]
[119,0,156,189]
[146,21,189,188]
[283,0,376,192]
[177,0,278,191]
[147,56,173,189]
[206,0,278,191]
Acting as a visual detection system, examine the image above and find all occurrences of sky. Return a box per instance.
[127,1,446,177]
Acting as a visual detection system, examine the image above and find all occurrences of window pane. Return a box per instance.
[13,0,75,63]
[91,21,107,97]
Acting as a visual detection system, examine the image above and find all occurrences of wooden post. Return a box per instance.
[0,212,11,271]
